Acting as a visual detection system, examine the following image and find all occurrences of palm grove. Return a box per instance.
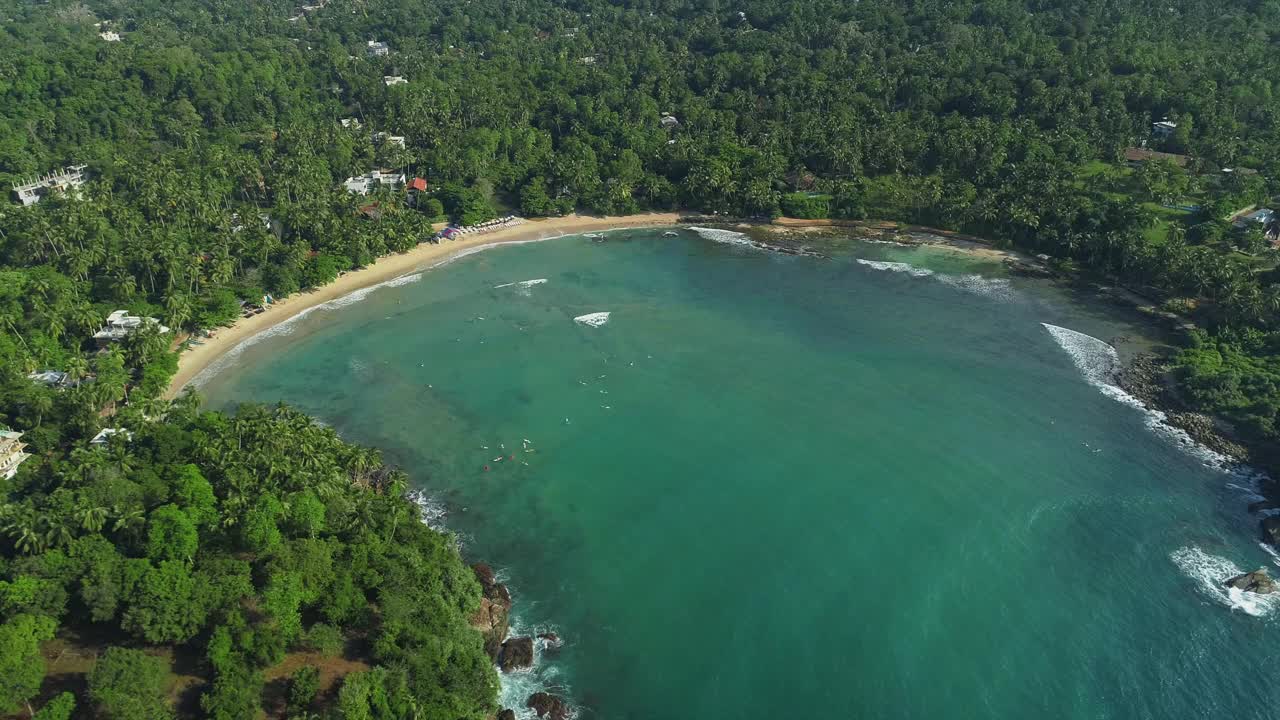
[3,0,1280,716]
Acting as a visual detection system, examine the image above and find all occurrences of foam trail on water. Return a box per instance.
[1041,323,1268,490]
[495,278,549,289]
[1170,547,1280,617]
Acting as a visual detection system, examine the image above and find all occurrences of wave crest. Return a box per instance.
[1041,324,1267,486]
[856,258,1015,300]
[687,226,753,246]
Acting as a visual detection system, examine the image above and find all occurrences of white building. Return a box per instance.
[373,132,406,148]
[340,117,363,129]
[28,370,71,388]
[11,165,88,206]
[342,169,406,195]
[92,310,170,345]
[660,113,680,128]
[0,430,29,480]
[90,428,133,447]
[99,30,121,41]
[1152,120,1177,139]
[367,40,390,57]
[383,75,408,86]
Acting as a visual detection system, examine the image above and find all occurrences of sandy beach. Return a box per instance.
[165,212,687,397]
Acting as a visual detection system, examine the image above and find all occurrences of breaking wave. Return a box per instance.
[186,236,581,391]
[499,610,576,720]
[574,312,611,327]
[856,259,934,277]
[687,226,754,246]
[1170,547,1280,617]
[1041,324,1268,489]
[407,489,448,531]
[856,259,1016,300]
[495,278,549,289]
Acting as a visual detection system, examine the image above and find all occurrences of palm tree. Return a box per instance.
[75,504,108,534]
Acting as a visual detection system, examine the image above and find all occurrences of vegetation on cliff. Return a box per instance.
[0,401,496,718]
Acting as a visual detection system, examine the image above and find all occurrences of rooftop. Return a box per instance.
[12,165,88,206]
[1122,147,1188,167]
[92,310,169,342]
[90,428,133,446]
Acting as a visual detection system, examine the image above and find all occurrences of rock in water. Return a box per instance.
[499,636,535,672]
[469,563,512,661]
[497,710,516,720]
[1261,516,1280,547]
[527,692,571,720]
[1223,569,1277,594]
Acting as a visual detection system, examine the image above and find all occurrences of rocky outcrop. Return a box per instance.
[497,710,516,720]
[527,692,571,720]
[499,636,534,672]
[1261,516,1280,547]
[1117,353,1165,407]
[1224,568,1277,594]
[470,563,512,662]
[1119,354,1254,462]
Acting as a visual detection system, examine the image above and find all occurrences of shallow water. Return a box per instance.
[200,228,1279,719]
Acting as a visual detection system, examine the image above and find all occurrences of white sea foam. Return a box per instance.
[1170,547,1280,617]
[499,611,575,720]
[1040,323,1268,491]
[574,312,611,327]
[856,259,934,277]
[383,272,423,288]
[495,278,549,289]
[856,258,1016,300]
[407,489,447,530]
[186,235,579,391]
[936,274,1016,301]
[687,226,754,246]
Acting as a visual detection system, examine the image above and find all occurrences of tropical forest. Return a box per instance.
[2,0,1280,716]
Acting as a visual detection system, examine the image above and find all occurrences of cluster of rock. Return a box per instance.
[1120,355,1250,460]
[470,564,572,720]
[1223,568,1277,595]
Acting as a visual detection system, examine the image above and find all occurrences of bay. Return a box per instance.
[200,228,1278,720]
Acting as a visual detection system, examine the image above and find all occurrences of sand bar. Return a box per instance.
[165,212,686,397]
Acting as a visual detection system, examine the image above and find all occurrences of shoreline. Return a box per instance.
[164,212,687,398]
[168,212,1035,398]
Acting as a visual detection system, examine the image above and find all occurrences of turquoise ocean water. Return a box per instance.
[199,228,1280,719]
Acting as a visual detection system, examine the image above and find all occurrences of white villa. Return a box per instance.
[92,310,169,345]
[373,132,406,148]
[1152,120,1177,139]
[340,117,363,129]
[99,30,121,41]
[342,169,406,195]
[367,40,390,57]
[11,165,88,206]
[28,370,74,389]
[383,75,408,86]
[0,430,29,480]
[90,428,133,447]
